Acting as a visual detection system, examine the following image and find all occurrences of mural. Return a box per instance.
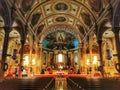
[43,31,78,50]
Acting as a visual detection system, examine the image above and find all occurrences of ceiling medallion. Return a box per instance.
[55,2,68,11]
[55,17,66,22]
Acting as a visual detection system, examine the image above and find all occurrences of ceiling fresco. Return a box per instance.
[43,30,78,50]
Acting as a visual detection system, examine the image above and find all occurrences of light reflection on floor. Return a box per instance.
[54,77,71,90]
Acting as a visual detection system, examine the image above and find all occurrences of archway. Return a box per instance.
[41,28,79,74]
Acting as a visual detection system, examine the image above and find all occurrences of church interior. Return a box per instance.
[0,0,120,80]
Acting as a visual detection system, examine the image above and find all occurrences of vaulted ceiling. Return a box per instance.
[0,0,119,50]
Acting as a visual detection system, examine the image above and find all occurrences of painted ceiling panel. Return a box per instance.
[31,13,41,26]
[55,16,66,22]
[54,2,68,11]
[25,0,98,39]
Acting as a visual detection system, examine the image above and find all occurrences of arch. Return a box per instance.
[33,13,88,33]
[39,24,81,43]
[26,0,96,22]
[25,0,97,37]
[97,19,111,40]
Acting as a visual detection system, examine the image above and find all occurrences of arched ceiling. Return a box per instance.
[0,0,118,47]
[26,0,97,41]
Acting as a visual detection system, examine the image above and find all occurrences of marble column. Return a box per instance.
[0,27,10,81]
[97,40,104,77]
[35,43,42,74]
[114,28,120,72]
[19,39,25,78]
[114,29,120,62]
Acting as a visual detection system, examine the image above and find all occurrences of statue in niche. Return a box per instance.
[56,32,65,42]
[58,33,63,42]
